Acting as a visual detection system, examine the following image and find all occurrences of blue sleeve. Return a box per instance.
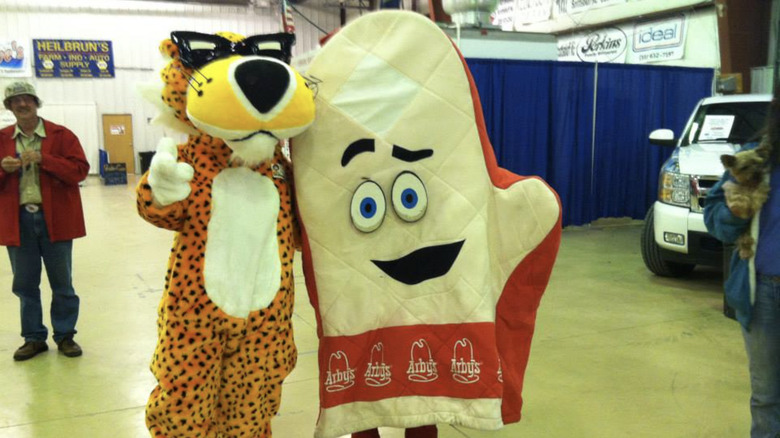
[703,171,751,244]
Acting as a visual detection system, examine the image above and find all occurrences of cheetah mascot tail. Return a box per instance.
[136,31,314,437]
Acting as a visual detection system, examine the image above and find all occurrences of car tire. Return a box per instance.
[641,206,696,277]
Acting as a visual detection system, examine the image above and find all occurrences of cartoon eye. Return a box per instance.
[391,172,427,222]
[350,180,386,233]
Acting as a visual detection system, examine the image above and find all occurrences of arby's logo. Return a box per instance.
[325,351,356,392]
[451,338,481,384]
[407,339,438,382]
[365,342,392,387]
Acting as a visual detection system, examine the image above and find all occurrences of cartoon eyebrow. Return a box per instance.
[341,138,375,167]
[392,145,433,162]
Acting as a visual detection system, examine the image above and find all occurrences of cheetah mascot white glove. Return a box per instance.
[147,137,194,206]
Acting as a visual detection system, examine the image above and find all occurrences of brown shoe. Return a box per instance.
[13,341,48,361]
[57,338,82,357]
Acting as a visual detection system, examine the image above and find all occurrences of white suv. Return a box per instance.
[641,94,771,277]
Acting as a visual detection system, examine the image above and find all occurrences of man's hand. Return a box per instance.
[19,150,41,168]
[1,156,21,173]
[147,138,194,207]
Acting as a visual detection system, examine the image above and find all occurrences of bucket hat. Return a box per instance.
[3,81,42,108]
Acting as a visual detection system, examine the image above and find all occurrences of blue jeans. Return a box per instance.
[6,208,79,344]
[743,275,780,438]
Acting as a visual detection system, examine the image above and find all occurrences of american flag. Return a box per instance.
[281,0,295,34]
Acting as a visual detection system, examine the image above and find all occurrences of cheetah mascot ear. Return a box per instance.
[137,42,200,137]
[136,30,315,437]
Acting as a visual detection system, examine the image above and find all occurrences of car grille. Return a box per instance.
[700,234,723,251]
[690,176,719,213]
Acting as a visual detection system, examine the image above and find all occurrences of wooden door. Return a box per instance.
[102,114,134,174]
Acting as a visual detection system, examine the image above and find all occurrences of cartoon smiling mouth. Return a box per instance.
[230,130,278,143]
[371,240,465,285]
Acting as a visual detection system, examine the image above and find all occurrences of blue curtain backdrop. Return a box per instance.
[466,59,713,226]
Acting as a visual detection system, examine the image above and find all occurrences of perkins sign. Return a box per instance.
[559,27,627,63]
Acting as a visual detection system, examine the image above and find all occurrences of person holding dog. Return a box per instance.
[0,81,89,361]
[705,98,780,437]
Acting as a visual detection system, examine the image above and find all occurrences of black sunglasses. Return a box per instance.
[170,31,296,68]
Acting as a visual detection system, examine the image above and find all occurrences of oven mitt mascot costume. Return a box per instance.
[136,31,314,437]
[291,11,561,438]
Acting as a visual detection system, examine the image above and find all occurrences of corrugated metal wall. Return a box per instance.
[751,66,774,93]
[0,0,344,172]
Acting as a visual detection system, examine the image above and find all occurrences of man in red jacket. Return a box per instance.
[0,81,89,360]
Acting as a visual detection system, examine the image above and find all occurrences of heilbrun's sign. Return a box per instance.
[33,39,115,78]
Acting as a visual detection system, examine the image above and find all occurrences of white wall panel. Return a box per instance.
[0,0,342,173]
[751,66,773,94]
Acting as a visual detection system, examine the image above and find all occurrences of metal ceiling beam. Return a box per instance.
[134,0,252,5]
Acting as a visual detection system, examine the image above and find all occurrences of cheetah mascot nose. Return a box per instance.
[235,58,296,112]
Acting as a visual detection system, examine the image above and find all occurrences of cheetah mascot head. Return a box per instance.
[142,30,315,164]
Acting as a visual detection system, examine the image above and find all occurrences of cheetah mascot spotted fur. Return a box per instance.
[136,31,314,437]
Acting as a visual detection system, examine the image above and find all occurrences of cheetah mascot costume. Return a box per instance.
[136,31,314,437]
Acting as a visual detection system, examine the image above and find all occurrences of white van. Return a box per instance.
[641,94,771,277]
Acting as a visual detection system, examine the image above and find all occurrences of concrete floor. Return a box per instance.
[0,175,751,438]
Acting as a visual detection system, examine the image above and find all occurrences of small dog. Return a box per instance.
[720,140,771,259]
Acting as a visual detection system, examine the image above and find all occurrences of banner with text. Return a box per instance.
[555,0,626,16]
[491,0,516,30]
[631,14,687,64]
[557,13,689,64]
[558,26,629,63]
[0,39,32,78]
[33,39,114,78]
[514,0,553,25]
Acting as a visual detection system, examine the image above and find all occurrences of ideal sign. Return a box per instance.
[632,14,687,63]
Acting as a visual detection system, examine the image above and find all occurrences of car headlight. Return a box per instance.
[658,157,690,207]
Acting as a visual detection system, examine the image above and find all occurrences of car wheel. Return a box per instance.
[641,206,696,277]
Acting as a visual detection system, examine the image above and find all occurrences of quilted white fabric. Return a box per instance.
[292,10,560,438]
